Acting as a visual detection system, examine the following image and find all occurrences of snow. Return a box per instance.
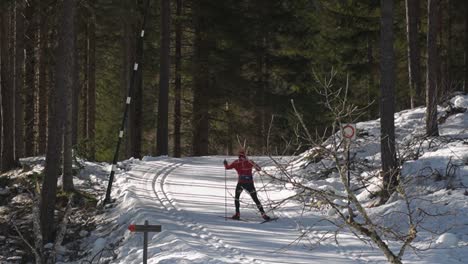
[91,238,107,256]
[435,233,459,248]
[11,193,31,204]
[452,96,467,109]
[79,230,89,237]
[69,94,468,263]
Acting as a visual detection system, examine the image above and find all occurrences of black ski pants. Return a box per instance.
[235,182,265,214]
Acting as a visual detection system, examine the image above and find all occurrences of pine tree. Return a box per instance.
[81,17,88,153]
[426,0,439,137]
[71,8,79,147]
[37,0,49,155]
[464,1,468,92]
[173,0,183,158]
[122,0,135,159]
[1,4,17,172]
[128,0,143,159]
[24,0,36,157]
[405,0,422,108]
[41,0,75,242]
[87,6,96,160]
[191,0,210,156]
[380,0,398,198]
[63,0,77,192]
[14,0,25,161]
[156,0,170,156]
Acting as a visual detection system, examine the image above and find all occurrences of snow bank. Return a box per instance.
[435,233,459,248]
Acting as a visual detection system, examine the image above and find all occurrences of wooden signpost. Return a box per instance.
[128,220,162,264]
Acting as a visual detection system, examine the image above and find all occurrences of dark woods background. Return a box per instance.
[1,0,467,165]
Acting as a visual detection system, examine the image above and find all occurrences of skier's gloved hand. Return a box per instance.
[223,159,228,166]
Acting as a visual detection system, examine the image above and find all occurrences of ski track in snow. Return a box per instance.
[134,157,381,264]
[145,161,262,264]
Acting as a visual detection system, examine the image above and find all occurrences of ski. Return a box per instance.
[260,217,279,224]
[218,215,278,223]
[219,216,250,222]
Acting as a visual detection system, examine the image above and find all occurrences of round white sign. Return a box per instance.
[343,124,356,140]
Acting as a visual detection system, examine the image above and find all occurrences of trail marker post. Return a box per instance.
[342,124,356,210]
[128,220,162,264]
[103,0,151,205]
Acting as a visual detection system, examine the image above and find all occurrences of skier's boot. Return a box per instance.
[232,212,240,220]
[261,213,271,221]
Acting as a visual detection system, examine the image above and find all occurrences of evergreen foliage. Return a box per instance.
[1,0,466,161]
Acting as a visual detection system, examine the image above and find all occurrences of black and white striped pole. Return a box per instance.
[104,0,150,205]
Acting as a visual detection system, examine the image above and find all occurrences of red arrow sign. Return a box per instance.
[128,224,161,233]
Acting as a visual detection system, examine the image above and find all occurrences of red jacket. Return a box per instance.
[225,157,261,183]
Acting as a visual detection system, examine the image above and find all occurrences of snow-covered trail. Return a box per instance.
[79,94,467,263]
[114,156,384,264]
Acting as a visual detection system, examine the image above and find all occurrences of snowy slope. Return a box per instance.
[75,94,468,264]
[80,157,383,264]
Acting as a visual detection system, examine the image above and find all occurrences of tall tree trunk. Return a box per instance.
[37,0,48,155]
[367,35,375,119]
[156,0,170,156]
[436,0,446,97]
[87,8,96,161]
[63,108,74,190]
[255,35,270,155]
[63,88,74,191]
[63,0,77,191]
[405,0,421,108]
[122,2,134,159]
[128,53,143,159]
[81,20,88,154]
[464,1,468,93]
[24,0,36,157]
[0,83,1,168]
[71,14,79,147]
[128,3,143,160]
[192,0,210,156]
[426,0,439,137]
[41,0,75,243]
[14,0,25,161]
[132,63,143,159]
[380,0,398,199]
[446,0,452,94]
[1,6,17,172]
[173,0,183,158]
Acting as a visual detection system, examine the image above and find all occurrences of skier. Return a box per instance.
[224,149,271,221]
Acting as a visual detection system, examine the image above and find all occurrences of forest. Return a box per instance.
[0,0,468,262]
[1,0,467,163]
